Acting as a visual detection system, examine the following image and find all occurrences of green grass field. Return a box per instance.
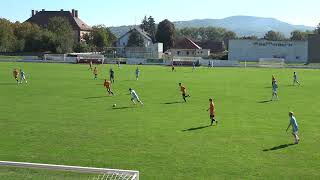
[0,62,320,179]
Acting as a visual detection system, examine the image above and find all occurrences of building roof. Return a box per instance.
[25,10,92,31]
[174,38,202,49]
[196,40,225,53]
[118,27,152,41]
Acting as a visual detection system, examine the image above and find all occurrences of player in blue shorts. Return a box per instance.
[293,72,300,86]
[286,112,300,144]
[109,68,115,83]
[135,67,140,80]
[19,69,28,84]
[271,80,279,101]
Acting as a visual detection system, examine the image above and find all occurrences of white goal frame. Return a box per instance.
[258,58,285,68]
[0,161,139,180]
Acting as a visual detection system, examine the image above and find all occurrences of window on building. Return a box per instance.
[187,51,189,55]
[177,51,180,55]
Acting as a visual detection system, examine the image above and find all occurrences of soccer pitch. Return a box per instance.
[0,62,320,179]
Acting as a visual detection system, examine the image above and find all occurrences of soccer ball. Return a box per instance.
[113,104,117,107]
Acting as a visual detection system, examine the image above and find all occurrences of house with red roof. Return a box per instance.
[166,38,210,58]
[25,9,92,42]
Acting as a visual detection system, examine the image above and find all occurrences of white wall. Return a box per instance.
[126,58,146,65]
[168,49,210,58]
[124,43,163,59]
[199,60,239,67]
[229,39,308,63]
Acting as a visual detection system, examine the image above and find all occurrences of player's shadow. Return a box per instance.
[84,96,111,99]
[263,143,295,152]
[163,101,184,105]
[112,106,133,110]
[258,100,272,103]
[182,125,211,132]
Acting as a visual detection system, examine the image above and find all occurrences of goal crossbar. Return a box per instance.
[0,161,139,180]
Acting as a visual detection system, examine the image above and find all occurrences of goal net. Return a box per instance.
[44,54,66,62]
[258,58,285,68]
[0,161,139,180]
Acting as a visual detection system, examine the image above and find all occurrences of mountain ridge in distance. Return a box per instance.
[109,15,315,38]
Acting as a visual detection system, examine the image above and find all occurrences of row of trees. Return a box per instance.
[176,27,237,48]
[137,17,236,50]
[264,30,314,41]
[2,15,320,53]
[131,16,320,51]
[140,16,156,42]
[0,17,115,53]
[239,30,314,41]
[82,25,116,52]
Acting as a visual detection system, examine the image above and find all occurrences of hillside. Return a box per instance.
[110,16,314,38]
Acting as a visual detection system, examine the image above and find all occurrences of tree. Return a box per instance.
[127,30,145,47]
[13,22,44,52]
[39,29,56,52]
[140,16,148,32]
[147,16,156,42]
[176,27,237,43]
[223,31,237,49]
[85,25,116,52]
[315,23,320,34]
[0,18,18,52]
[75,41,91,52]
[156,19,175,51]
[140,16,156,42]
[239,35,259,40]
[48,17,75,53]
[290,30,307,41]
[264,30,286,41]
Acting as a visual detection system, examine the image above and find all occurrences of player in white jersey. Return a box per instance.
[286,112,300,144]
[271,81,278,101]
[129,88,143,105]
[293,72,300,86]
[19,69,28,84]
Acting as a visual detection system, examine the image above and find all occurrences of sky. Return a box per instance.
[0,0,319,27]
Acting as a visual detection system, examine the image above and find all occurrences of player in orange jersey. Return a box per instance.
[93,67,98,80]
[104,79,114,95]
[13,69,19,84]
[179,83,190,102]
[207,98,218,126]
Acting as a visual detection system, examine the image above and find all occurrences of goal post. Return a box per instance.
[0,161,139,180]
[44,54,66,62]
[258,58,285,68]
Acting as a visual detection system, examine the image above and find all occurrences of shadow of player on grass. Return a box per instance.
[258,100,272,103]
[112,106,134,110]
[182,125,211,132]
[163,101,184,105]
[84,96,112,99]
[263,143,295,152]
